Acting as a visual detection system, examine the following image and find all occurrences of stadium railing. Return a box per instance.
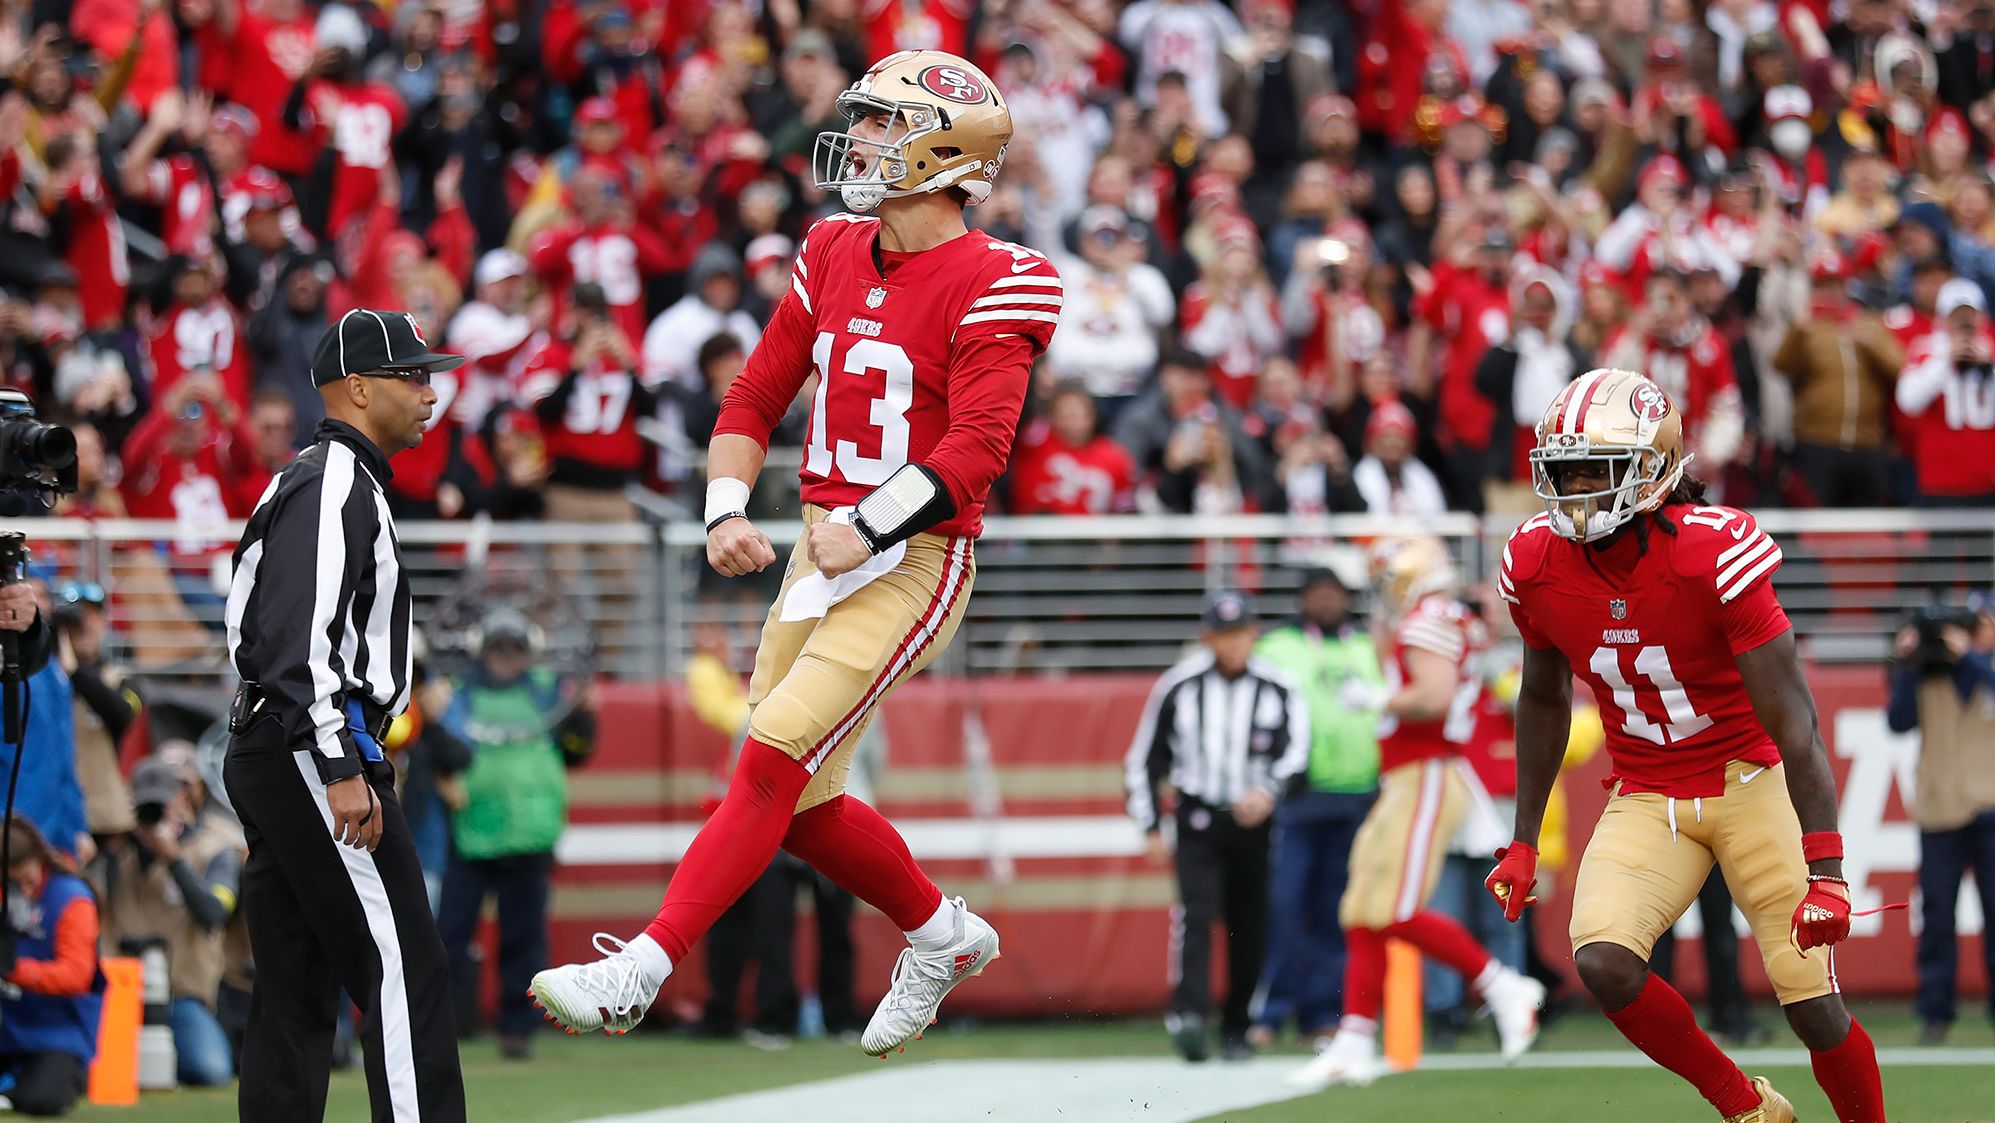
[13,507,1990,690]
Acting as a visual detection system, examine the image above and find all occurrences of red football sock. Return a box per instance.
[782,794,942,930]
[1811,1017,1885,1123]
[1384,912,1496,981]
[1341,926,1386,1025]
[1604,973,1757,1116]
[644,739,809,960]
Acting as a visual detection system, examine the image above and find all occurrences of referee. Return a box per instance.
[1126,589,1309,1063]
[223,310,466,1122]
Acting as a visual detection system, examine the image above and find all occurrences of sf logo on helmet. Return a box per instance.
[919,65,989,104]
[1630,382,1671,422]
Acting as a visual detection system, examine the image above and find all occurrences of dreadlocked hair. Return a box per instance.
[1648,472,1709,539]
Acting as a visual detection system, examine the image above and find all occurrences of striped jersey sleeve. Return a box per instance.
[1397,601,1469,663]
[1672,505,1791,654]
[956,242,1062,352]
[1709,512,1783,604]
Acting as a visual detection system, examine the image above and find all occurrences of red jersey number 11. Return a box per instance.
[805,331,915,486]
[1588,645,1714,745]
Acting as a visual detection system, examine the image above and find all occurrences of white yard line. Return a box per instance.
[571,1049,1995,1123]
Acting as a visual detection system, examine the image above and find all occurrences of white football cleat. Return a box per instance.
[861,898,999,1057]
[1483,968,1547,1061]
[1286,1026,1382,1090]
[528,934,658,1036]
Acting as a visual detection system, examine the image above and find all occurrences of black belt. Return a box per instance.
[230,683,393,742]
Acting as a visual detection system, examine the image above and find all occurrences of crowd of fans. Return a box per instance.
[5,0,1991,555]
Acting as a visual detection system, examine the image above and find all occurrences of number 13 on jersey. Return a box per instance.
[805,331,916,486]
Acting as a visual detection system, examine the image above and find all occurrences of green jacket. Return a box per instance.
[443,670,570,860]
[1255,622,1381,794]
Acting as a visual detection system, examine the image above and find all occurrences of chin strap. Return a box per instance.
[851,463,956,554]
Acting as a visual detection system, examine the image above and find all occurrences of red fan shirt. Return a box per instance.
[149,301,249,412]
[1008,430,1137,515]
[297,80,406,236]
[517,336,652,486]
[528,221,677,343]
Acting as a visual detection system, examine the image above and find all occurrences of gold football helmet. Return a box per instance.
[1370,535,1460,612]
[1530,368,1688,543]
[812,50,1013,213]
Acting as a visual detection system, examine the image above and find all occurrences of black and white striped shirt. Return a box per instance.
[225,419,412,782]
[1125,651,1311,831]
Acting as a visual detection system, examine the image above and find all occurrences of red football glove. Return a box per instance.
[1790,875,1852,956]
[1484,841,1540,922]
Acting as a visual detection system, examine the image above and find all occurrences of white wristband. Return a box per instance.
[704,477,752,526]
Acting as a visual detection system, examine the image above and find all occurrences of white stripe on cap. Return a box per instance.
[371,310,394,363]
[334,308,361,379]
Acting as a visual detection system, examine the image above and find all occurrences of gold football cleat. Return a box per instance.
[1722,1076,1796,1123]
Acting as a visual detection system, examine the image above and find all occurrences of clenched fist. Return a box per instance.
[708,518,776,577]
[806,521,871,579]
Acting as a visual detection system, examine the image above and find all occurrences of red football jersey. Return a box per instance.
[1898,329,1995,497]
[518,339,650,479]
[149,301,249,411]
[1376,594,1486,772]
[304,81,406,236]
[1500,503,1791,798]
[1008,433,1136,515]
[714,214,1060,539]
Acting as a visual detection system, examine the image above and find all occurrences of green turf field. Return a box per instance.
[74,1001,1994,1122]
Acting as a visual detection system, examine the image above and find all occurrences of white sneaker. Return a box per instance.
[528,934,659,1036]
[1285,1026,1381,1090]
[860,898,999,1057]
[1483,969,1547,1061]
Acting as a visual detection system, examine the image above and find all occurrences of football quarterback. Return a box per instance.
[1487,368,1884,1122]
[1287,535,1546,1090]
[530,50,1057,1058]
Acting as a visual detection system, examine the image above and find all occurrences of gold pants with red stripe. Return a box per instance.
[747,504,974,813]
[1569,760,1834,1005]
[1340,759,1471,930]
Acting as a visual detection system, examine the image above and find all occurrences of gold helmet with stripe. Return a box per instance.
[812,50,1013,213]
[1369,535,1459,612]
[1530,368,1688,543]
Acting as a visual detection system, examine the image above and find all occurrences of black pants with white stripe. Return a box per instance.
[225,720,465,1123]
[1171,800,1271,1039]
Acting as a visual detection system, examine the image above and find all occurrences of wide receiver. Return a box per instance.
[528,49,1058,1056]
[1288,536,1546,1089]
[1486,368,1884,1122]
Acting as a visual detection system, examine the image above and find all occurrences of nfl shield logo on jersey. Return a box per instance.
[1609,598,1628,620]
[866,286,887,309]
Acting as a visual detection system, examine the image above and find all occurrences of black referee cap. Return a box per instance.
[1202,588,1258,630]
[311,309,466,386]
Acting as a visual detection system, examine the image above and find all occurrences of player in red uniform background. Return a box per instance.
[531,49,1056,1059]
[1288,536,1546,1090]
[1486,368,1884,1123]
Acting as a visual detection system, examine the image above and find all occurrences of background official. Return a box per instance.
[223,310,467,1123]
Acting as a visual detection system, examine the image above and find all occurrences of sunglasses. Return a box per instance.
[358,367,434,388]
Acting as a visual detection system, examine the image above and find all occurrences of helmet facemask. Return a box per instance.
[813,91,980,213]
[1530,436,1688,543]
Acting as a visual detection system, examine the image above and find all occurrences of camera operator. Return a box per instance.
[0,580,53,681]
[99,755,246,1086]
[50,582,138,859]
[1886,598,1995,1044]
[0,814,103,1117]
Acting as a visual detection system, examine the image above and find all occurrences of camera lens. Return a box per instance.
[0,418,75,469]
[135,802,164,828]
